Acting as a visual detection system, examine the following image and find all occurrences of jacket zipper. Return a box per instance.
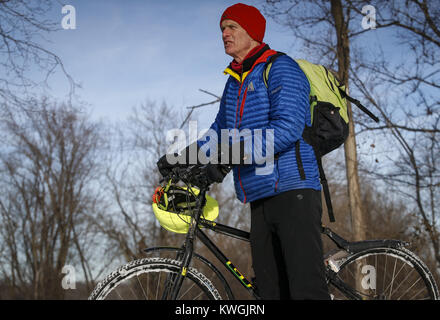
[234,75,247,202]
[238,86,249,128]
[234,77,246,131]
[233,56,274,203]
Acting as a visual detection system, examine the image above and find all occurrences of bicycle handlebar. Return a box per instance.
[160,164,211,189]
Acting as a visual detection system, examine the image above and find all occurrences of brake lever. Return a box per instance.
[178,165,199,182]
[159,167,181,184]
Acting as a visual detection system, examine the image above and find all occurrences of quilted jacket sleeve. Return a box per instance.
[245,56,310,164]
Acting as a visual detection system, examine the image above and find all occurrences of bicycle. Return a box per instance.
[89,165,439,300]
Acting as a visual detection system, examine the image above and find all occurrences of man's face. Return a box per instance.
[221,19,255,60]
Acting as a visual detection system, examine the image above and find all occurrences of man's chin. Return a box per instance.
[224,48,235,57]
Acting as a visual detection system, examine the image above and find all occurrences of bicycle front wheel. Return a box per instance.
[329,247,439,300]
[89,257,222,300]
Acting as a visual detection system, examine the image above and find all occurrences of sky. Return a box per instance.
[39,0,302,129]
[26,0,404,133]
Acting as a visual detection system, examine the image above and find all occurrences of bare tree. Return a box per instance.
[263,0,373,240]
[338,0,440,271]
[0,97,104,299]
[89,96,259,298]
[263,1,439,250]
[91,89,225,261]
[90,100,189,266]
[0,0,75,105]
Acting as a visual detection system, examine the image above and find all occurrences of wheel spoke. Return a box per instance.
[178,281,197,300]
[396,276,421,300]
[193,291,204,300]
[137,274,148,300]
[115,288,124,300]
[89,258,219,300]
[327,249,437,300]
[382,253,388,294]
[388,268,415,298]
[382,261,406,298]
[408,286,428,300]
[386,258,398,299]
[155,270,162,300]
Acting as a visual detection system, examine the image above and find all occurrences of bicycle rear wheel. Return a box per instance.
[328,247,439,300]
[89,257,222,300]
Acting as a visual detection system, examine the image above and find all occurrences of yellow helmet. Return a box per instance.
[152,182,219,234]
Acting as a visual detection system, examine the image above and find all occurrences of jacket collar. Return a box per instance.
[229,43,269,74]
[224,46,278,83]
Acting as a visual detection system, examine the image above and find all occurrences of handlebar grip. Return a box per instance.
[164,165,201,182]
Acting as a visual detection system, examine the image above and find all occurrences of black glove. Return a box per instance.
[157,139,243,180]
[157,153,180,177]
[206,164,231,184]
[188,164,231,188]
[157,142,201,177]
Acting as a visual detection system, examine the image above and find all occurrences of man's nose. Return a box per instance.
[222,29,231,40]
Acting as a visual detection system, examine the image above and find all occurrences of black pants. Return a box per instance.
[250,188,330,300]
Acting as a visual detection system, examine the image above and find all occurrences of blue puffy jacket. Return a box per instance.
[199,47,321,203]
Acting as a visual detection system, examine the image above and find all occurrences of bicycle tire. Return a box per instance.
[88,257,222,300]
[328,247,439,300]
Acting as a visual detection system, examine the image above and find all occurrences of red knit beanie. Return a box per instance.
[220,3,266,43]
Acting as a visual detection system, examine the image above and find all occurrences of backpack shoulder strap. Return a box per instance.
[263,52,286,88]
[314,149,336,222]
[339,89,380,123]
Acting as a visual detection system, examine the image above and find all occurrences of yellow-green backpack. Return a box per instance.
[263,52,379,222]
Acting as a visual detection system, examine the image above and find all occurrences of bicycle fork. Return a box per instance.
[168,234,196,300]
[160,229,196,300]
[166,189,207,300]
[160,248,184,300]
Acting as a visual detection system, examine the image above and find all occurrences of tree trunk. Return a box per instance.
[330,0,366,241]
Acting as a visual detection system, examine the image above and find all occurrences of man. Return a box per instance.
[158,3,330,300]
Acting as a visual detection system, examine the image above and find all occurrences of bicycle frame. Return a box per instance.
[150,178,259,299]
[152,181,409,300]
[197,220,258,297]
